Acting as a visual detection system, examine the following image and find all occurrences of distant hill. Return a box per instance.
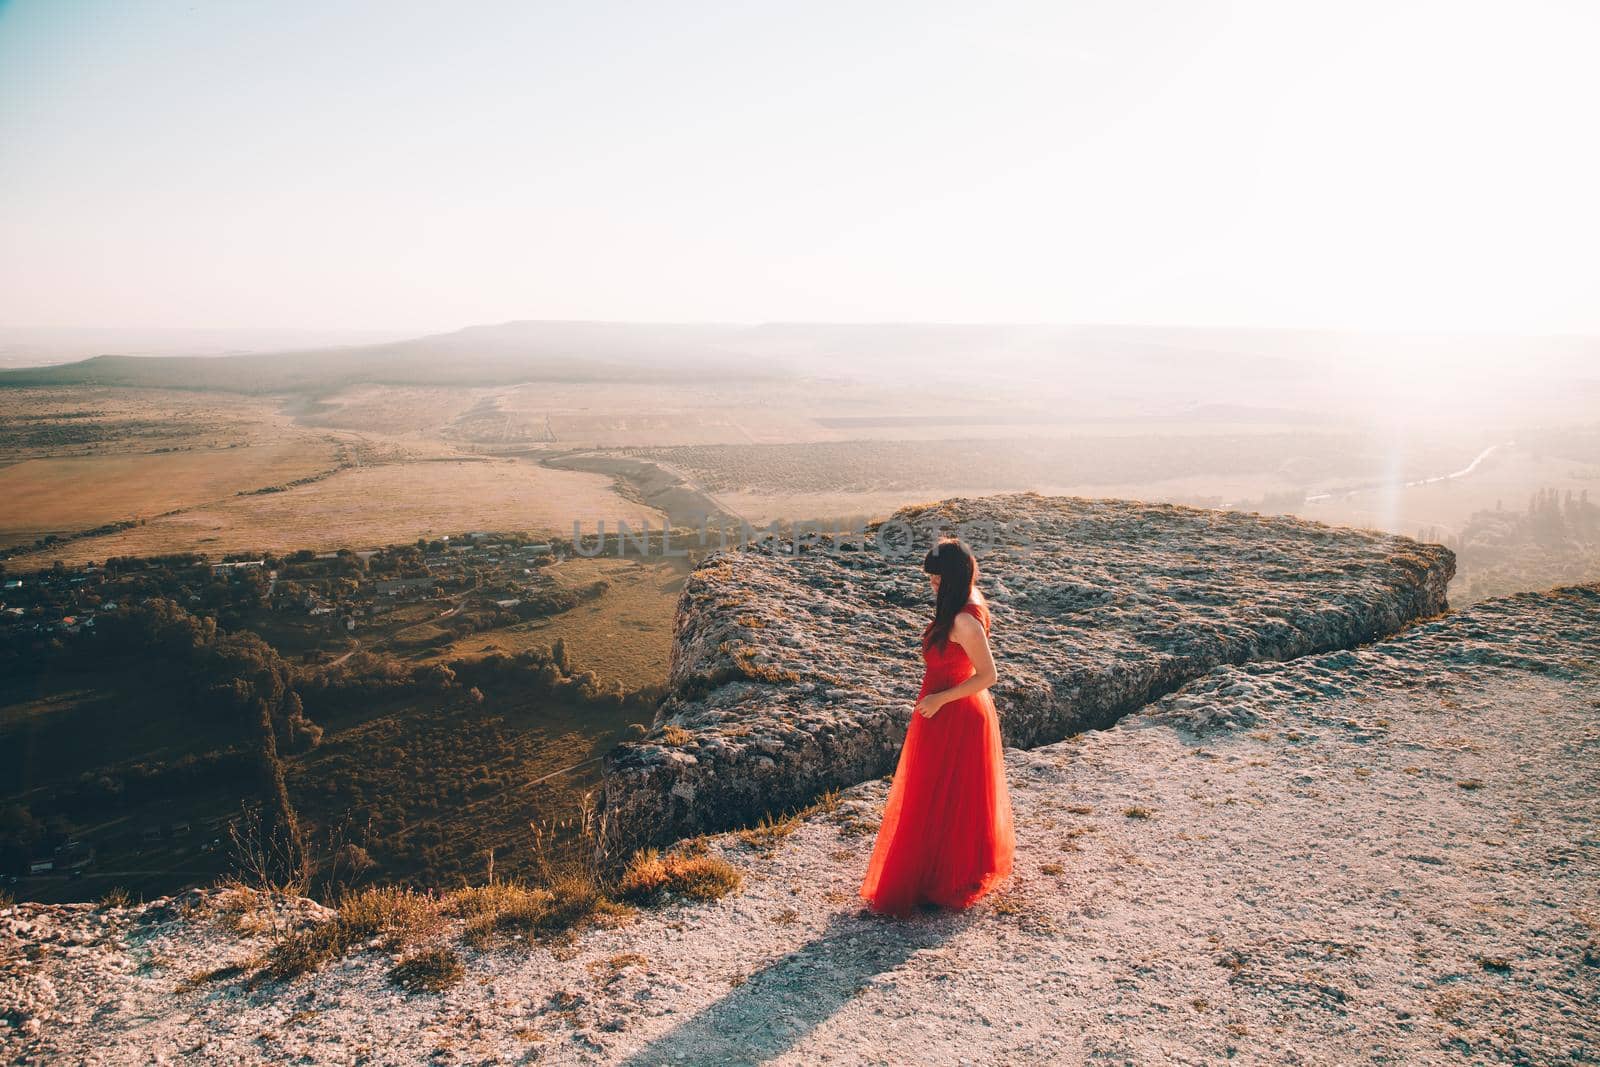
[0,320,1315,398]
[0,321,789,394]
[0,326,418,367]
[4,322,1595,409]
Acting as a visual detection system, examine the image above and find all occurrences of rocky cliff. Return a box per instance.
[598,493,1455,864]
[5,580,1596,1064]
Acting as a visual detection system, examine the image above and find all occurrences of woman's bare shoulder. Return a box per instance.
[951,610,986,639]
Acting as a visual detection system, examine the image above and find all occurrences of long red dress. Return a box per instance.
[859,594,1016,918]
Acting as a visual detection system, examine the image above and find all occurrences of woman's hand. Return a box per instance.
[913,614,999,720]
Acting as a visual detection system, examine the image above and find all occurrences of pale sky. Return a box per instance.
[2,0,1597,334]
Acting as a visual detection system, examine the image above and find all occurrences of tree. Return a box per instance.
[0,803,45,876]
[279,690,323,752]
[420,664,456,692]
[251,699,306,888]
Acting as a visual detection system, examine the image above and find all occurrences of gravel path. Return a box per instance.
[4,585,1597,1065]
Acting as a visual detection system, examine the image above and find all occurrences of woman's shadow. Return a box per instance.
[618,903,978,1066]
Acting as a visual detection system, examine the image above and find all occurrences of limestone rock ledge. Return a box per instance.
[598,492,1455,863]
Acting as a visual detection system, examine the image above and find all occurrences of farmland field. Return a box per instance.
[0,387,345,552]
[7,378,1594,596]
[0,441,344,549]
[0,387,278,457]
[614,430,1502,534]
[287,384,489,439]
[471,379,931,447]
[416,555,692,689]
[626,432,1476,496]
[15,457,661,571]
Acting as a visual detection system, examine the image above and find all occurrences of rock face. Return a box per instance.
[1143,582,1600,734]
[598,492,1455,864]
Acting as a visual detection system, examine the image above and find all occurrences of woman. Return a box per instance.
[859,536,1016,918]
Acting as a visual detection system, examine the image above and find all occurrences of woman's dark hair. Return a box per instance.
[922,536,982,651]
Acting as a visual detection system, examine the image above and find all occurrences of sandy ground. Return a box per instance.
[3,586,1597,1065]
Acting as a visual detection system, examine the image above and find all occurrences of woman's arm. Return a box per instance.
[913,613,998,718]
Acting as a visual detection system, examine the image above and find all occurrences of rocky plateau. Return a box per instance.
[6,494,1598,1065]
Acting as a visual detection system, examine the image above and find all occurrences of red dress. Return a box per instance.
[859,595,1016,917]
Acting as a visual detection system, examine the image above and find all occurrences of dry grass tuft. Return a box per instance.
[737,791,843,853]
[175,963,248,993]
[1061,826,1095,852]
[731,647,802,684]
[805,788,843,815]
[448,875,631,949]
[595,951,648,974]
[263,919,357,983]
[657,724,694,746]
[989,890,1028,916]
[674,834,712,857]
[212,883,277,936]
[263,886,442,982]
[738,811,802,851]
[388,947,465,994]
[336,886,442,948]
[617,847,743,905]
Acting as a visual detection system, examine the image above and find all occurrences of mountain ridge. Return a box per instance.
[10,321,1595,396]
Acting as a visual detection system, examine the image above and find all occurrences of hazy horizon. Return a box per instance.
[4,0,1598,335]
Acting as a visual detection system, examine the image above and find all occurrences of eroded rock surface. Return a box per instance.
[599,493,1454,862]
